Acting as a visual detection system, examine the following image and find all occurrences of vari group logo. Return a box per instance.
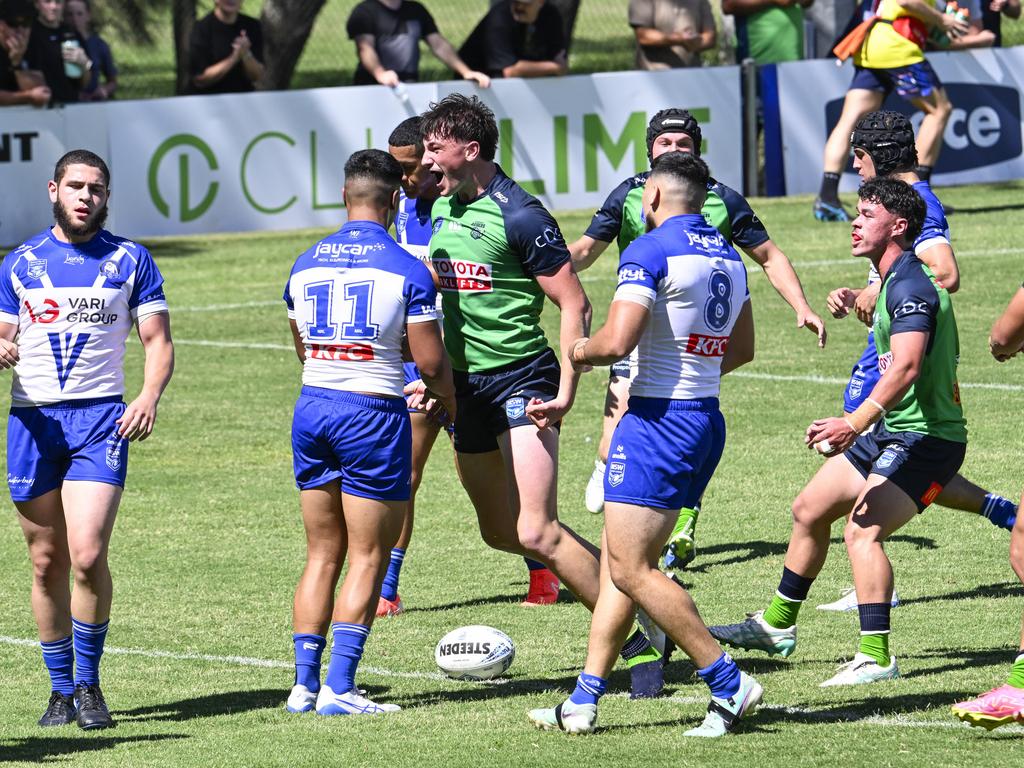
[826,84,1022,174]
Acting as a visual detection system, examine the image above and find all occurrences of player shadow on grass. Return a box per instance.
[139,240,210,259]
[897,581,1024,608]
[0,733,187,763]
[412,590,575,613]
[114,687,316,722]
[894,644,1024,679]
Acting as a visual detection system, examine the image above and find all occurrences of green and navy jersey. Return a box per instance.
[583,171,771,254]
[874,251,966,443]
[429,166,570,372]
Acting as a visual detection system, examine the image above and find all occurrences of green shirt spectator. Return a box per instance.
[723,0,814,64]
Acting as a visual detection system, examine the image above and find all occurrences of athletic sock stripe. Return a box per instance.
[41,638,74,651]
[71,620,110,633]
[859,630,891,636]
[775,590,804,603]
[982,494,998,518]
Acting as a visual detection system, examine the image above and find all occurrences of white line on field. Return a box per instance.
[172,338,1024,394]
[1,636,1019,732]
[177,300,282,313]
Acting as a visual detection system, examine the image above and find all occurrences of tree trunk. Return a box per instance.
[260,0,329,91]
[172,0,196,95]
[547,0,581,53]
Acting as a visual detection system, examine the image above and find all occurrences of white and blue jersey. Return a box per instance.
[846,181,950,412]
[614,214,749,400]
[0,229,167,406]
[604,214,748,511]
[394,189,434,264]
[284,220,440,499]
[1,228,167,501]
[284,220,440,399]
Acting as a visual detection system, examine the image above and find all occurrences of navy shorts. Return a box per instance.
[7,396,128,502]
[849,61,941,99]
[291,386,411,501]
[844,423,966,512]
[452,348,560,454]
[844,332,881,413]
[604,396,726,511]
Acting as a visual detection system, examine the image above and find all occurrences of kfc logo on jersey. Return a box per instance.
[309,343,375,361]
[433,258,493,292]
[685,333,729,357]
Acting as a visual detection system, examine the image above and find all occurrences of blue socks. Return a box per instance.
[982,493,1017,531]
[293,633,326,691]
[380,548,406,602]
[324,623,369,694]
[41,636,75,695]
[72,617,109,687]
[524,558,546,571]
[697,652,741,699]
[569,673,607,706]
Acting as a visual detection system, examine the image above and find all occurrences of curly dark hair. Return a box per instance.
[420,94,498,161]
[858,177,925,244]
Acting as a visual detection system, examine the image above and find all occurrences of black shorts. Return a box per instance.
[452,348,560,454]
[844,424,966,512]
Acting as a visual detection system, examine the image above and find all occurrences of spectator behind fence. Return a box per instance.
[722,0,814,64]
[25,0,90,104]
[187,0,263,95]
[1,0,50,106]
[983,0,1020,44]
[628,0,717,69]
[347,0,489,87]
[934,0,996,47]
[64,0,114,100]
[458,0,567,79]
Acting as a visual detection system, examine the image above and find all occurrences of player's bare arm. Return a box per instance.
[0,321,18,369]
[288,319,305,363]
[570,299,649,368]
[744,239,826,347]
[721,299,755,375]
[525,260,591,429]
[827,286,862,318]
[117,312,174,442]
[406,319,456,423]
[807,329,928,455]
[916,243,959,293]
[568,235,610,272]
[989,285,1024,361]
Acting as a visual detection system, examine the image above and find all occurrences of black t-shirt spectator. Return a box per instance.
[1,47,19,93]
[459,1,565,79]
[187,12,263,95]
[83,35,116,96]
[346,0,438,85]
[24,20,85,104]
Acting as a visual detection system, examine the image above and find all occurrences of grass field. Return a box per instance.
[1,182,1024,766]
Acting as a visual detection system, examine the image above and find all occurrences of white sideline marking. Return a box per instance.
[0,635,445,682]
[172,338,1024,394]
[2,635,1018,732]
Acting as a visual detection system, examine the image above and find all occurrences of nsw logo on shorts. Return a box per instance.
[607,461,626,487]
[505,397,525,420]
[105,433,124,471]
[876,449,899,469]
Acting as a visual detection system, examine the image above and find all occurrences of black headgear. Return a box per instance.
[646,108,702,162]
[850,111,918,178]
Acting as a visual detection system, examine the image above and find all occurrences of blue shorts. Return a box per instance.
[844,423,966,512]
[7,396,128,502]
[452,348,561,454]
[403,362,420,387]
[849,61,941,100]
[604,396,726,511]
[291,386,411,501]
[843,333,881,413]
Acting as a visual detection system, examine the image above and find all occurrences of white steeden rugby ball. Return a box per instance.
[434,625,515,681]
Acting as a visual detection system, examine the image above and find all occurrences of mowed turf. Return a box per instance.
[1,183,1023,766]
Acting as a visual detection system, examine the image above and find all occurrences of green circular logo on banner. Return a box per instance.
[148,134,219,222]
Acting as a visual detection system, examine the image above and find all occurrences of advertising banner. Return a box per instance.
[2,68,741,244]
[777,49,1024,195]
